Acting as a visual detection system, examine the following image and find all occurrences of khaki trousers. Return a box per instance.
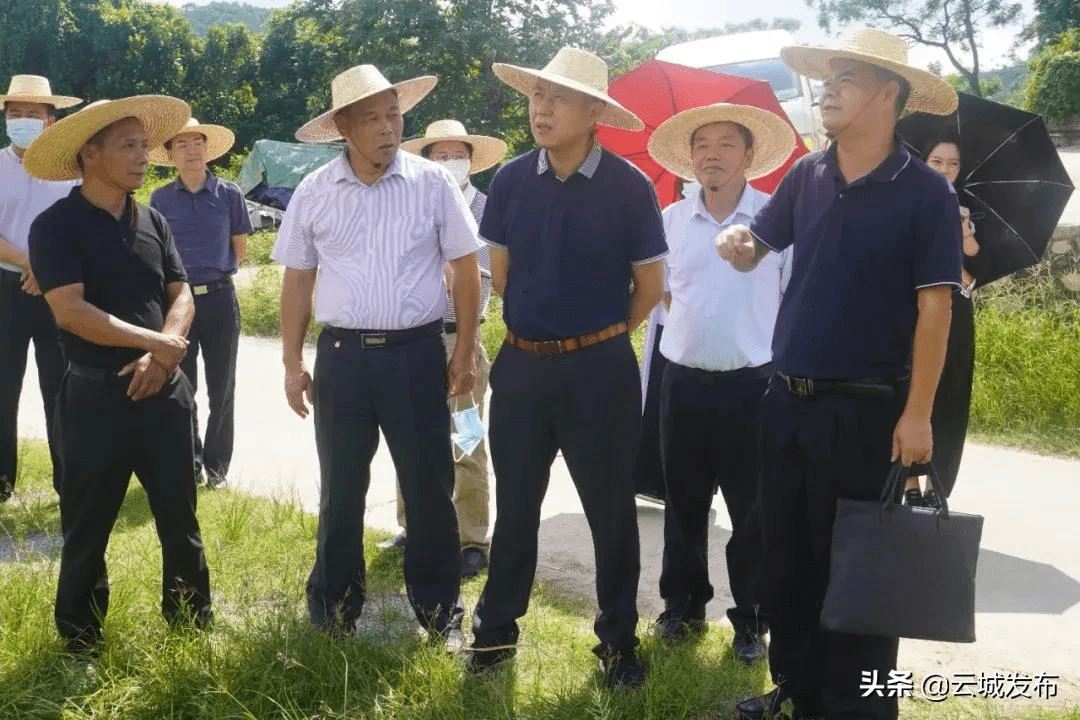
[396,332,490,550]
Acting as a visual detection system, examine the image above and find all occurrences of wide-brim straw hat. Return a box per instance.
[149,117,235,165]
[648,104,798,181]
[295,65,437,144]
[400,119,507,173]
[23,95,191,181]
[781,28,957,116]
[493,47,644,131]
[0,74,81,109]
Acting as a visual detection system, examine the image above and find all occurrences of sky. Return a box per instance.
[165,0,1036,72]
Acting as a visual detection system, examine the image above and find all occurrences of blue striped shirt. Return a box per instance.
[444,183,491,324]
[271,150,482,330]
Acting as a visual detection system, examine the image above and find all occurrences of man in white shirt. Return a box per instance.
[272,65,482,644]
[0,75,81,500]
[645,103,796,664]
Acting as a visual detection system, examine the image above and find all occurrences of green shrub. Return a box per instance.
[243,228,278,267]
[970,271,1080,456]
[1025,29,1080,119]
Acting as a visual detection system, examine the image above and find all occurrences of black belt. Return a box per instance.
[677,362,773,386]
[191,277,233,296]
[325,319,442,349]
[1,268,23,283]
[776,371,907,399]
[67,362,128,384]
[443,317,485,335]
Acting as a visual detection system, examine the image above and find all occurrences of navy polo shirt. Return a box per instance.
[750,140,962,379]
[29,189,188,371]
[150,172,253,285]
[481,144,667,341]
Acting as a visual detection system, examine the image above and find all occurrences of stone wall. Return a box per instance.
[1048,224,1080,292]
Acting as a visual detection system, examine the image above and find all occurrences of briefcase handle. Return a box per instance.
[880,461,951,520]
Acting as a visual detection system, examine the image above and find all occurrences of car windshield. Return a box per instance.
[708,58,803,102]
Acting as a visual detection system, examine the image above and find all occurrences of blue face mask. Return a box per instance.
[450,404,485,460]
[6,117,45,150]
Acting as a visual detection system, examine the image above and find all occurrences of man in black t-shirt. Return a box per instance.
[25,96,212,655]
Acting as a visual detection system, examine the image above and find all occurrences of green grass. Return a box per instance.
[968,270,1080,457]
[243,228,278,267]
[3,439,1075,719]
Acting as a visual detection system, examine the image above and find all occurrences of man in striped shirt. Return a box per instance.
[390,120,507,579]
[272,66,482,645]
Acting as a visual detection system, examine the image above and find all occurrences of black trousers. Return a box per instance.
[758,375,905,720]
[472,335,642,653]
[632,323,667,501]
[308,329,462,632]
[54,370,211,644]
[931,291,974,496]
[0,269,65,493]
[658,361,769,635]
[180,285,240,480]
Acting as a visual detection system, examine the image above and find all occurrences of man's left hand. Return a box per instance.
[447,347,476,397]
[20,268,42,296]
[892,412,932,467]
[119,353,169,401]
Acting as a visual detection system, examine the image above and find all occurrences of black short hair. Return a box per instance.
[873,66,911,117]
[689,121,754,150]
[420,141,473,159]
[921,130,961,161]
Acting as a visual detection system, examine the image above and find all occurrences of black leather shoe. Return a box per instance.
[654,609,707,642]
[732,630,767,666]
[377,532,407,550]
[65,628,105,658]
[736,686,823,720]
[1,474,12,502]
[597,646,647,688]
[903,488,926,507]
[465,645,516,676]
[923,488,942,509]
[461,547,488,579]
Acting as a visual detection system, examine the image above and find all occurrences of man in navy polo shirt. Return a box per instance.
[151,118,253,488]
[467,47,667,688]
[716,30,961,720]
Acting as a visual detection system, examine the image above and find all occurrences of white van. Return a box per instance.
[656,30,827,150]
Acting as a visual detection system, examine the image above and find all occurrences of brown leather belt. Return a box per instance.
[506,321,628,355]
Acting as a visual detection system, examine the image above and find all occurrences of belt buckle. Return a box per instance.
[789,375,814,396]
[361,333,387,348]
[533,339,564,354]
[192,284,209,296]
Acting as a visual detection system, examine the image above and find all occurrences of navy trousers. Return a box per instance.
[632,323,667,501]
[53,370,211,645]
[758,375,906,720]
[0,269,65,493]
[308,329,462,633]
[472,335,642,653]
[658,361,769,635]
[180,284,240,480]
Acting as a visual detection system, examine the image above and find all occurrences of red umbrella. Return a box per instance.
[597,60,808,207]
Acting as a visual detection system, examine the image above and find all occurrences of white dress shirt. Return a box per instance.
[272,150,482,330]
[0,146,79,272]
[659,183,790,371]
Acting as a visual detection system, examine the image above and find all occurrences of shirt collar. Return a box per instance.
[818,137,912,186]
[3,146,22,164]
[69,187,138,227]
[171,169,218,194]
[536,140,603,180]
[331,149,405,186]
[690,180,758,226]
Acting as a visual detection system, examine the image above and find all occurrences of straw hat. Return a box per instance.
[149,117,235,166]
[781,28,957,116]
[400,119,507,173]
[648,104,797,182]
[0,74,81,109]
[295,65,437,144]
[23,96,191,181]
[493,47,644,131]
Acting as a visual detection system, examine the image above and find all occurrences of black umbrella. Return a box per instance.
[898,93,1075,287]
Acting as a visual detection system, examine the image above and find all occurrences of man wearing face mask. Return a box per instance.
[392,120,506,579]
[0,75,82,501]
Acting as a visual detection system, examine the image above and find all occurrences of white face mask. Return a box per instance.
[436,158,471,186]
[6,117,45,150]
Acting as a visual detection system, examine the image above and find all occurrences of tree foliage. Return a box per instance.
[808,0,1023,97]
[1025,28,1080,119]
[181,1,271,37]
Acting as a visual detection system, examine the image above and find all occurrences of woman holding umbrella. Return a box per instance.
[904,131,982,507]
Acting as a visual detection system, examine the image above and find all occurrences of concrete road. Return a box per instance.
[1055,148,1080,226]
[15,336,1080,704]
